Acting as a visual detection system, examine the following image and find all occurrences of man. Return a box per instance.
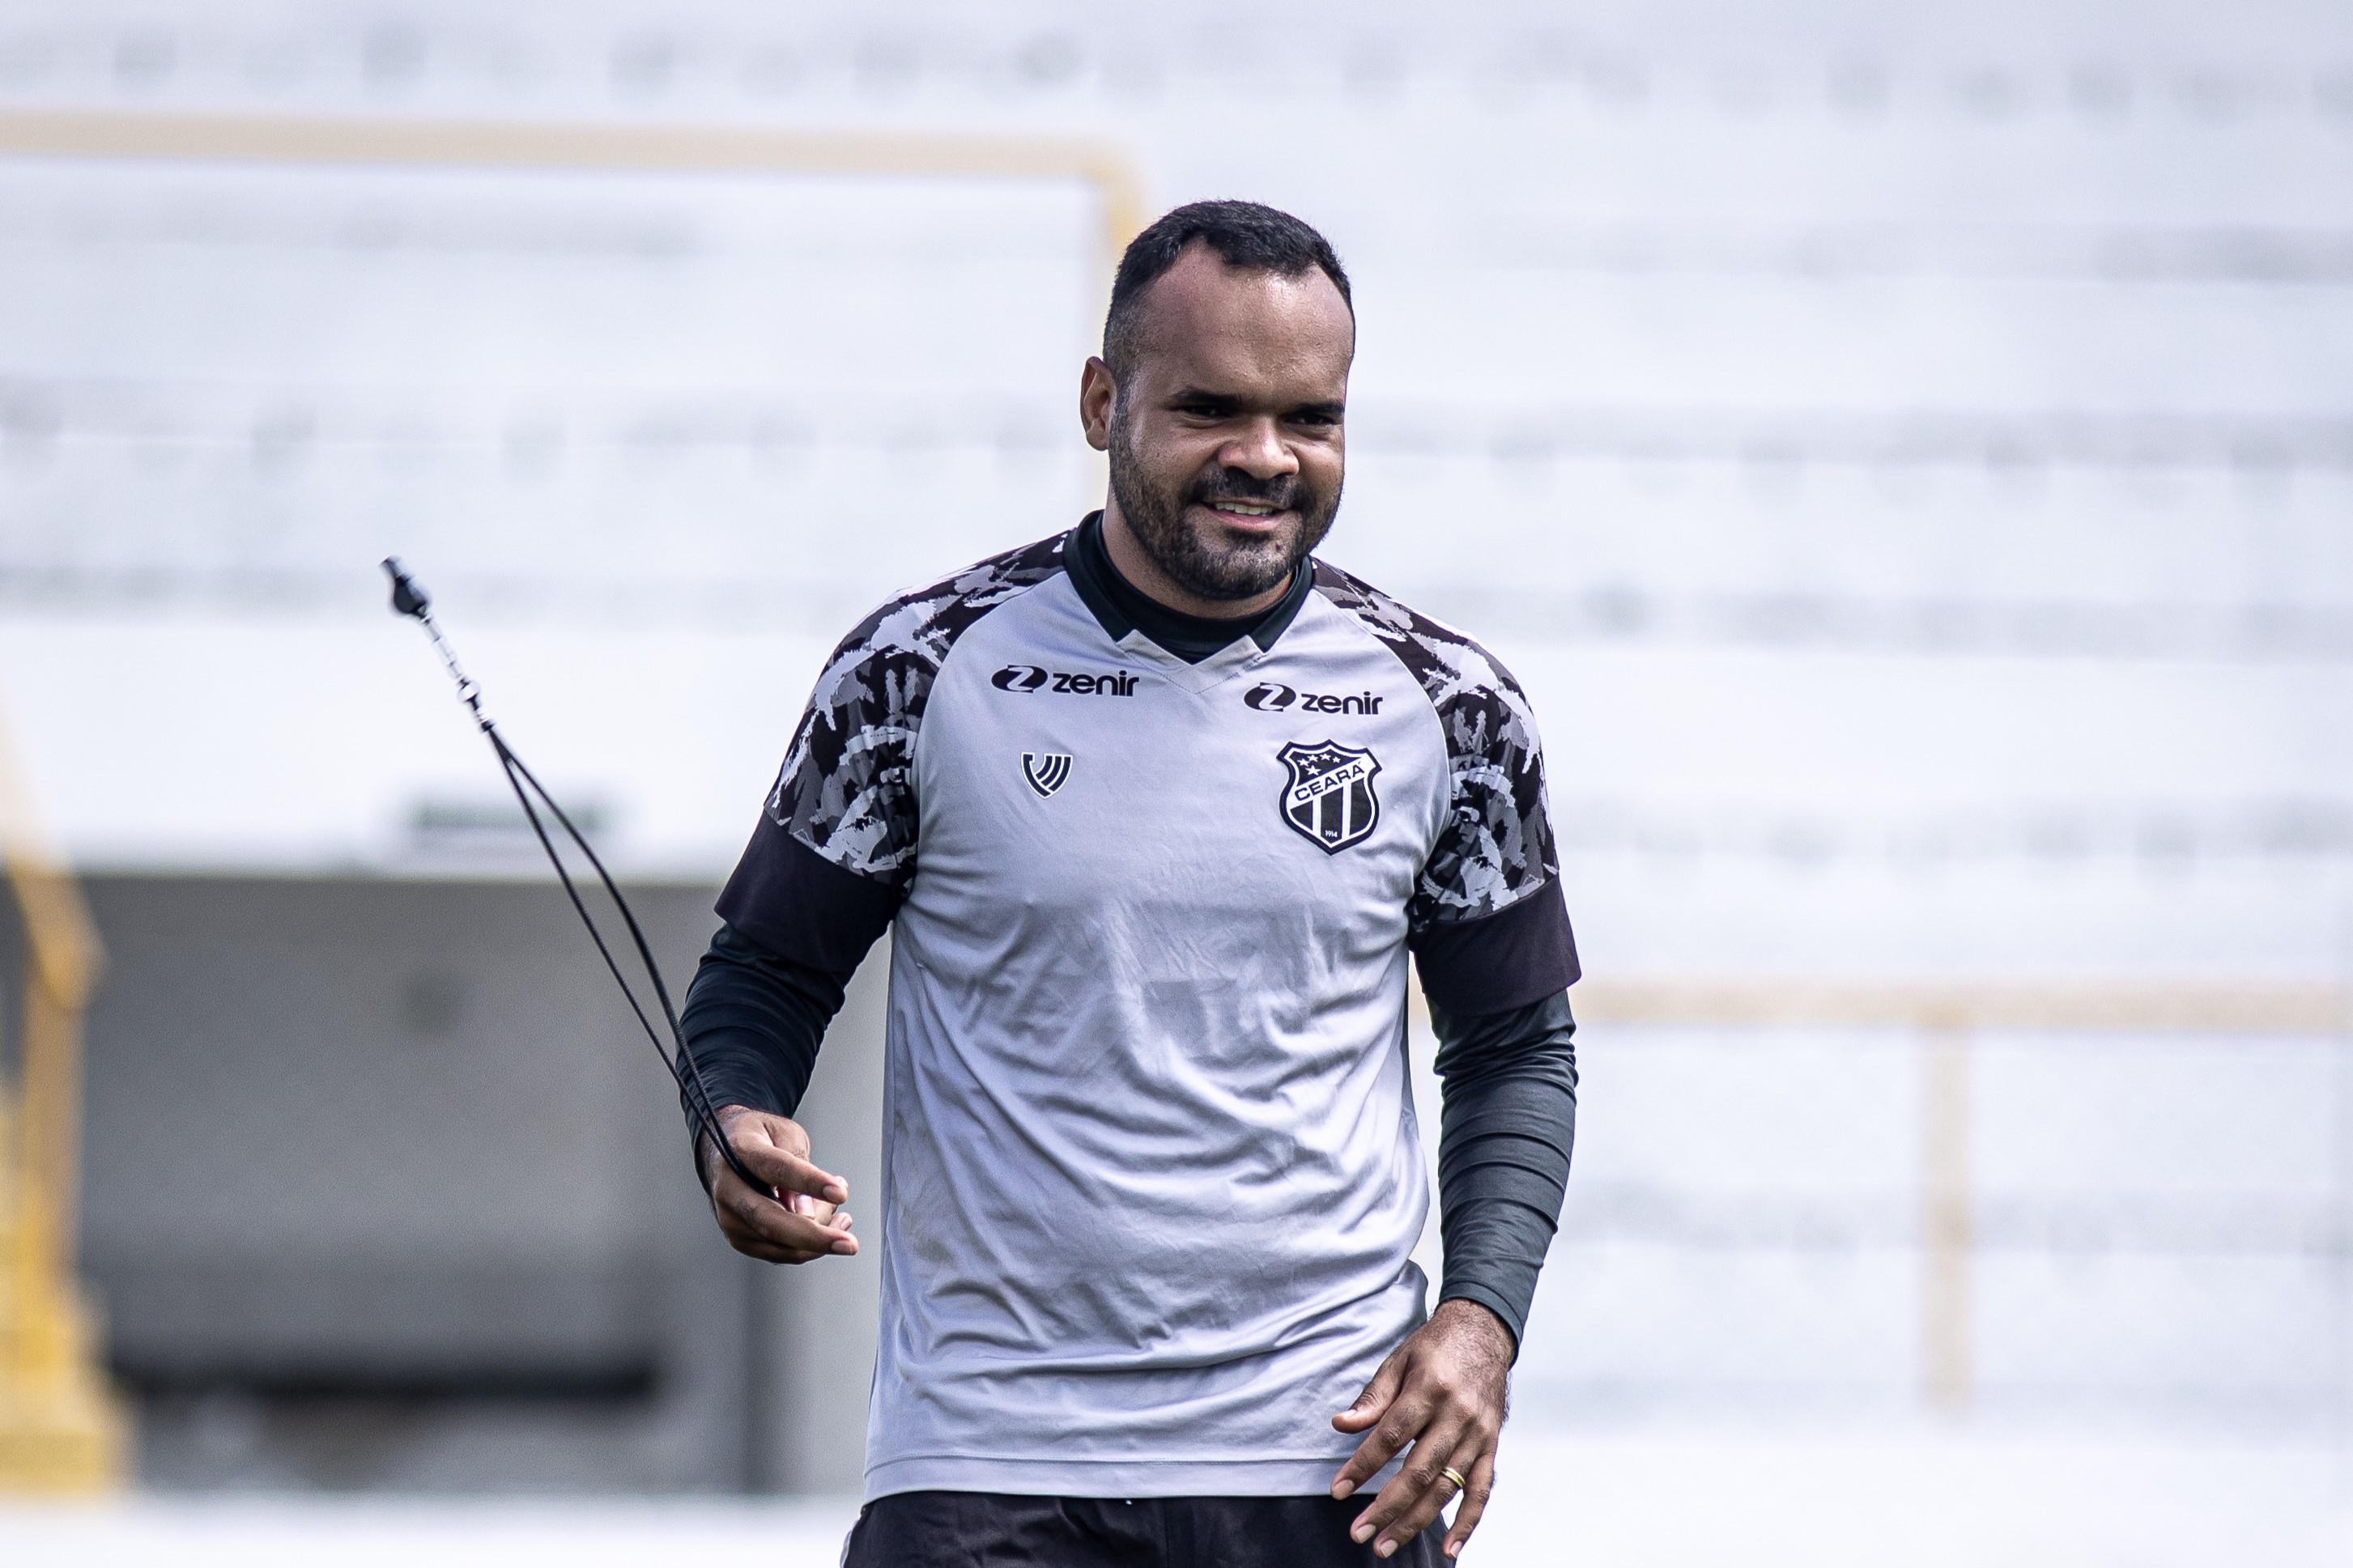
[680,201,1579,1565]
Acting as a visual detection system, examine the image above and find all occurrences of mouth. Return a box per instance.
[1193,497,1294,533]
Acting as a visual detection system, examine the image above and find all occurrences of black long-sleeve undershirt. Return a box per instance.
[678,921,845,1141]
[680,920,1576,1353]
[1427,990,1577,1349]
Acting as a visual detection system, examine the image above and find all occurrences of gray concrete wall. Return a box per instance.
[758,947,887,1498]
[18,873,883,1494]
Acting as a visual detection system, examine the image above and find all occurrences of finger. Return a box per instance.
[792,1199,853,1233]
[1441,1447,1498,1559]
[724,1233,828,1264]
[714,1209,834,1264]
[718,1175,860,1256]
[729,1135,848,1205]
[717,1171,847,1241]
[787,1207,855,1234]
[1330,1383,1436,1501]
[719,1215,853,1265]
[1331,1347,1409,1438]
[784,1190,840,1222]
[1351,1420,1470,1551]
[713,1111,845,1200]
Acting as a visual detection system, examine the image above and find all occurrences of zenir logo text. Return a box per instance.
[1243,682,1383,716]
[991,665,1141,696]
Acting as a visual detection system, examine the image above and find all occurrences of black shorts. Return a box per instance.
[842,1489,1449,1567]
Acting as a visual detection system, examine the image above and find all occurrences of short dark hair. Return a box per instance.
[1102,200,1352,378]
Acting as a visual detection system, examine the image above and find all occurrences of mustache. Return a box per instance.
[1187,469,1302,510]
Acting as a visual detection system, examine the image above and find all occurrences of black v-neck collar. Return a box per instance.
[1062,512,1313,664]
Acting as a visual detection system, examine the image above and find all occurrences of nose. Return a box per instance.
[1219,416,1297,482]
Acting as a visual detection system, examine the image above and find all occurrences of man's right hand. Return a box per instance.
[699,1104,859,1264]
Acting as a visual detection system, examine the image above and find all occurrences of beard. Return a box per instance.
[1108,405,1341,604]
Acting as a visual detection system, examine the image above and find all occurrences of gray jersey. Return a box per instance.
[717,525,1574,1499]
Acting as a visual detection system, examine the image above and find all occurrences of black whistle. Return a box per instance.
[382,557,431,619]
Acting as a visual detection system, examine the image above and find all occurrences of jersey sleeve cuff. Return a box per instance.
[1411,878,1580,1016]
[715,825,900,982]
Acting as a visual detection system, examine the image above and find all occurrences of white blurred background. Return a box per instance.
[1,0,2349,1562]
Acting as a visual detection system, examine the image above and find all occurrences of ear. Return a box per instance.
[1079,356,1117,453]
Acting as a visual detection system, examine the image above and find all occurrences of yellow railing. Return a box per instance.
[0,690,124,1491]
[0,108,1146,270]
[1573,976,2352,1411]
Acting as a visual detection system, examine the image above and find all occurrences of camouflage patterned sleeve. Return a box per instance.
[716,533,1072,973]
[1309,562,1562,927]
[1312,562,1579,1011]
[764,618,939,888]
[1408,651,1560,930]
[764,532,1068,881]
[709,621,936,977]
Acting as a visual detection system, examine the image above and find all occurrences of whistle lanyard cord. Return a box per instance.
[399,585,768,1199]
[494,713,761,1196]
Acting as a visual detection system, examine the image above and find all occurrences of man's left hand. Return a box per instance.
[1330,1298,1513,1559]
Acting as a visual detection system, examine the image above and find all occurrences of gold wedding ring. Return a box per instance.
[1440,1466,1467,1494]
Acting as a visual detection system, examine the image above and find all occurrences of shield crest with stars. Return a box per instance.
[1276,740,1383,854]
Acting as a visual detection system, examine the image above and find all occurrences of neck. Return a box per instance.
[1100,495,1292,622]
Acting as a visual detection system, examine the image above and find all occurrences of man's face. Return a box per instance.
[1088,246,1355,603]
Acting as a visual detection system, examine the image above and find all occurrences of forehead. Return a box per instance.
[1126,245,1355,394]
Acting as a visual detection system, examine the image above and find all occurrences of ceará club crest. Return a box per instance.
[1276,740,1381,854]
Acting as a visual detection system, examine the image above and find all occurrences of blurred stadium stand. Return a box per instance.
[0,0,2346,1496]
[2,877,887,1492]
